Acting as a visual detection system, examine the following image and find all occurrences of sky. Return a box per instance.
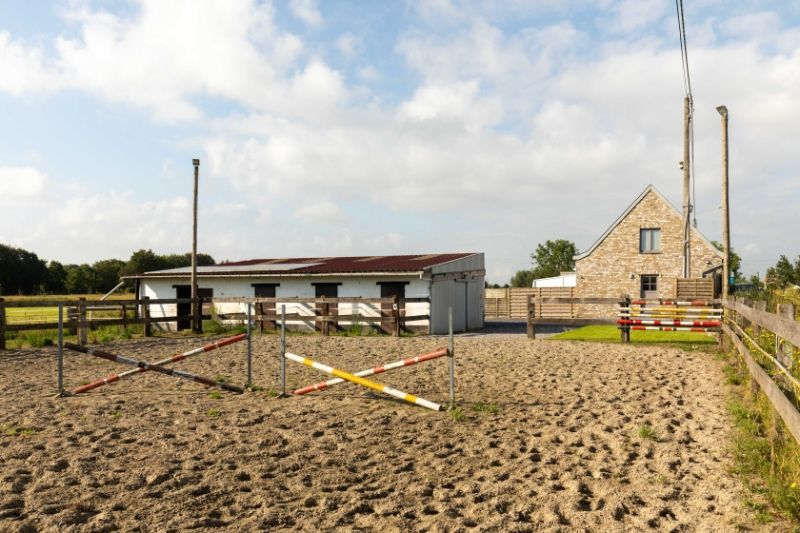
[0,0,798,284]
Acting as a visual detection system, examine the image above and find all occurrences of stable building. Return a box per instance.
[128,253,485,334]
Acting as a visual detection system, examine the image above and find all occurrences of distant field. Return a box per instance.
[550,324,716,344]
[4,294,135,325]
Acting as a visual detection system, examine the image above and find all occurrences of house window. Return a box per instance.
[641,275,658,298]
[639,228,661,253]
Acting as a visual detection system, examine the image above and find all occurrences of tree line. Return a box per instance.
[0,244,215,296]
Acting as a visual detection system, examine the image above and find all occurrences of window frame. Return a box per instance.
[640,274,658,297]
[639,227,662,253]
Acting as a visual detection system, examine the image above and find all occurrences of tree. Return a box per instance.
[508,239,578,287]
[46,261,68,293]
[530,240,577,279]
[766,255,798,289]
[710,240,742,280]
[0,243,48,295]
[510,269,536,288]
[93,259,126,293]
[64,264,97,294]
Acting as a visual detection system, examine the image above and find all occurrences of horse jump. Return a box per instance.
[72,333,246,394]
[65,343,244,393]
[293,347,448,395]
[285,352,443,411]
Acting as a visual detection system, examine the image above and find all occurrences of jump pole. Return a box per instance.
[70,334,246,394]
[448,306,455,410]
[293,348,447,395]
[285,352,443,411]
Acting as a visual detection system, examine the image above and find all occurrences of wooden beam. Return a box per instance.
[722,324,800,444]
[726,299,800,347]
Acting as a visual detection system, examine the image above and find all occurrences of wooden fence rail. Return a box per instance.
[0,296,430,349]
[722,298,800,445]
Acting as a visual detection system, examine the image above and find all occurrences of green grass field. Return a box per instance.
[4,294,135,325]
[550,325,716,344]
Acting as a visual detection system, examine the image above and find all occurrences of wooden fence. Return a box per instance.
[485,287,576,319]
[676,277,715,300]
[722,298,800,444]
[526,296,619,338]
[0,296,430,349]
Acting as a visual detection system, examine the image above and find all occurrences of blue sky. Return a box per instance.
[0,0,798,283]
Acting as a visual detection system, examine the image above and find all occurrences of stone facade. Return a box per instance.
[574,186,722,317]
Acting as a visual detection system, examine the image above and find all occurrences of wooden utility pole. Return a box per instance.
[191,158,200,333]
[717,105,731,298]
[682,96,692,278]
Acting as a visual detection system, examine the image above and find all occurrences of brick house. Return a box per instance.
[574,185,722,312]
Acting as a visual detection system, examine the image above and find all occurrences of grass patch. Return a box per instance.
[472,401,500,414]
[449,407,466,422]
[551,325,716,344]
[207,408,221,417]
[723,349,800,524]
[208,390,223,400]
[2,423,39,437]
[637,423,658,441]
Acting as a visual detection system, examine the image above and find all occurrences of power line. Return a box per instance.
[675,0,697,226]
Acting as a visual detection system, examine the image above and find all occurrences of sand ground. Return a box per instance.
[0,334,779,532]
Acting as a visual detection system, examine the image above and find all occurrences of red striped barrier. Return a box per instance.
[618,319,721,327]
[629,325,717,332]
[65,343,244,393]
[293,348,447,395]
[630,299,715,306]
[73,333,246,394]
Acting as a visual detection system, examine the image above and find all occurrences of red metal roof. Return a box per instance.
[221,253,478,274]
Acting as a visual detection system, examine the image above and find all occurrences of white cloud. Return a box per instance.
[335,32,360,58]
[0,166,48,200]
[0,32,60,95]
[290,0,323,27]
[294,201,344,223]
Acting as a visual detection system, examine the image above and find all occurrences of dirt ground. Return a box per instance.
[0,334,779,532]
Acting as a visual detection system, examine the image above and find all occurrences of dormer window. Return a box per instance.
[640,228,661,253]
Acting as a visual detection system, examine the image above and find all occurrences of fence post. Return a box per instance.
[77,297,88,346]
[620,297,631,343]
[143,296,151,337]
[246,303,252,387]
[393,295,400,337]
[0,298,5,350]
[194,295,203,334]
[527,296,535,339]
[777,303,796,370]
[448,307,455,410]
[121,304,128,331]
[280,305,286,397]
[57,303,64,394]
[321,298,330,336]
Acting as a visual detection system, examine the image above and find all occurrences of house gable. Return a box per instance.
[573,185,723,303]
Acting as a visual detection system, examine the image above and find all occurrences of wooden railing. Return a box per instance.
[486,287,576,319]
[722,298,800,444]
[0,296,431,349]
[526,297,620,338]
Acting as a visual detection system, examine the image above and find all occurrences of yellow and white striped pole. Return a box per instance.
[284,352,442,411]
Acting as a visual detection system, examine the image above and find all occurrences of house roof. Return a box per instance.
[125,253,481,279]
[573,184,723,261]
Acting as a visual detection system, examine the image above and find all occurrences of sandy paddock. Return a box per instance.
[0,334,771,532]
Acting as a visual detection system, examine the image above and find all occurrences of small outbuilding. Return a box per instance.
[128,253,485,334]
